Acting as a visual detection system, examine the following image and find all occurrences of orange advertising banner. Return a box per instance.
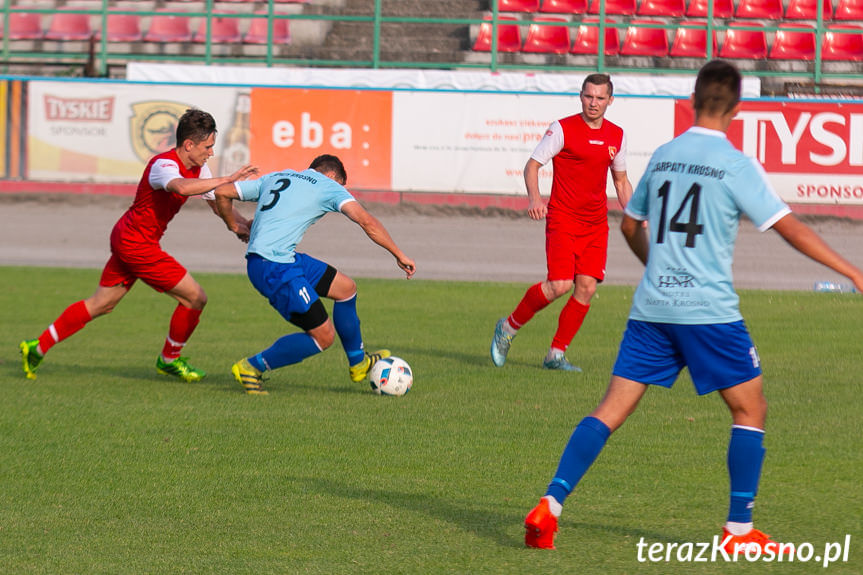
[249,88,392,190]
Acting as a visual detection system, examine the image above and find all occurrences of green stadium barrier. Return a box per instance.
[1,0,861,91]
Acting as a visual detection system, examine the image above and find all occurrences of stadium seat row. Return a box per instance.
[499,0,861,20]
[474,16,863,59]
[0,10,290,44]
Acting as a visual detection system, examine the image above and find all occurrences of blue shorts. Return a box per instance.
[612,319,762,395]
[246,253,337,330]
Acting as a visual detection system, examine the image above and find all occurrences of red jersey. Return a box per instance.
[111,149,202,246]
[540,114,625,226]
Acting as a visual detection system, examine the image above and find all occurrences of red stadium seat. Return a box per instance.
[821,24,863,59]
[718,22,767,58]
[144,11,193,43]
[6,12,43,40]
[735,0,784,19]
[570,18,620,54]
[540,0,589,14]
[834,0,863,19]
[669,20,718,57]
[100,13,143,42]
[685,0,735,18]
[769,23,816,59]
[619,19,669,55]
[244,13,291,44]
[637,0,686,17]
[523,16,571,53]
[588,0,637,16]
[194,14,242,43]
[785,0,833,19]
[45,11,92,41]
[498,0,542,12]
[473,15,523,52]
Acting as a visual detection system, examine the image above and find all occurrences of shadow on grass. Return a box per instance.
[294,476,674,549]
[297,475,523,548]
[390,342,553,371]
[140,345,584,395]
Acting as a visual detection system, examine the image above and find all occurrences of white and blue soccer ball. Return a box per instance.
[369,356,413,396]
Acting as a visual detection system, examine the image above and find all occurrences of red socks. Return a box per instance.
[38,300,92,354]
[508,284,591,351]
[508,283,551,330]
[551,298,590,352]
[34,301,202,362]
[161,305,202,361]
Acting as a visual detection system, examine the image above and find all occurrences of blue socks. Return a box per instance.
[248,332,321,372]
[727,425,766,523]
[333,293,365,367]
[546,416,611,504]
[245,293,364,372]
[542,418,765,523]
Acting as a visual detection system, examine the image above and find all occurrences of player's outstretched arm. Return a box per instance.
[342,201,416,279]
[206,197,251,242]
[166,164,259,197]
[212,182,246,237]
[772,213,863,293]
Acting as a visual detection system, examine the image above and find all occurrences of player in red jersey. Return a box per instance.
[491,74,633,371]
[19,108,257,382]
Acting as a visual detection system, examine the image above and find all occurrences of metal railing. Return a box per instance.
[1,0,860,88]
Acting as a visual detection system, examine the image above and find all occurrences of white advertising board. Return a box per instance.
[23,78,863,209]
[391,91,673,196]
[27,81,244,183]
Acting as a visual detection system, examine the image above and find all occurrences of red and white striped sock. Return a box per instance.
[37,300,92,355]
[508,282,550,331]
[551,297,590,352]
[160,305,202,362]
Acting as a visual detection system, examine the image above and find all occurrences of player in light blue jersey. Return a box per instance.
[627,130,790,325]
[524,60,863,552]
[213,154,416,395]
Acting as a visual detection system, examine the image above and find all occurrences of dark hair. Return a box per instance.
[582,73,613,97]
[309,154,348,184]
[693,60,742,117]
[176,108,217,145]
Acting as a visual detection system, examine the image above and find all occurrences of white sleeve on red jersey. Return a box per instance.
[199,164,216,200]
[148,158,182,191]
[529,120,564,166]
[612,132,628,172]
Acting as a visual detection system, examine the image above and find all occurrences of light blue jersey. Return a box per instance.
[625,127,790,324]
[235,168,356,264]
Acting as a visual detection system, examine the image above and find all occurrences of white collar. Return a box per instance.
[686,126,727,138]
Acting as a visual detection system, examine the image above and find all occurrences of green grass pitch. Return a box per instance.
[1,266,861,574]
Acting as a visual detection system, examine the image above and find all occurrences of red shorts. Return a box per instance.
[545,220,609,282]
[100,241,187,293]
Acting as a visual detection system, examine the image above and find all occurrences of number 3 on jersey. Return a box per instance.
[656,181,704,248]
[261,178,292,211]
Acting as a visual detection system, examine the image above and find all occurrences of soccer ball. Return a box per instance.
[369,356,413,396]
